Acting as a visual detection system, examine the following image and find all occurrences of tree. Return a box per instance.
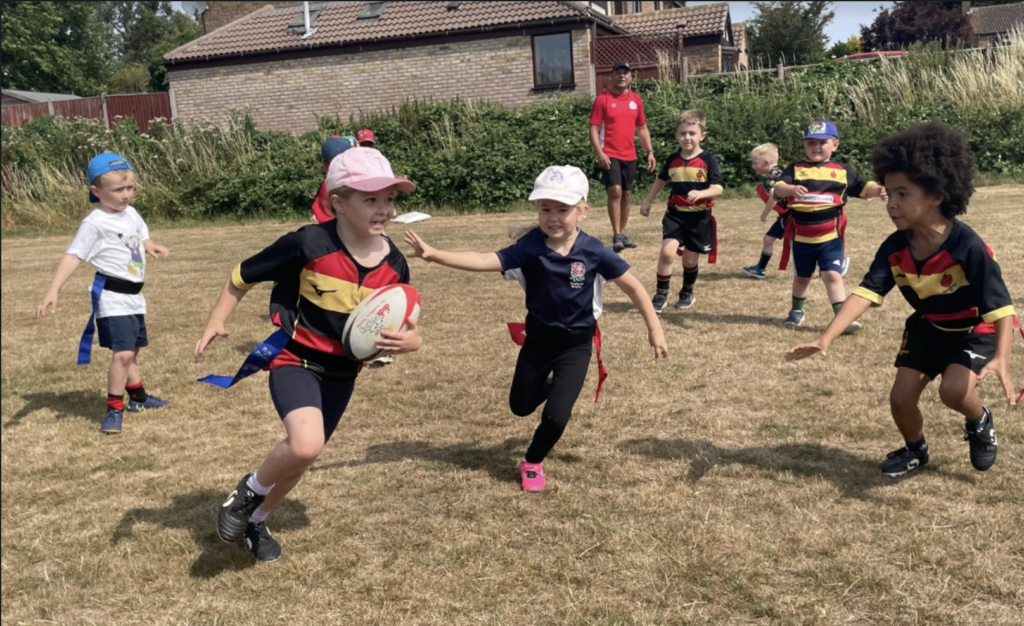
[109,64,151,94]
[826,34,863,59]
[747,1,836,66]
[860,2,971,51]
[95,1,201,91]
[148,20,203,92]
[1,1,113,95]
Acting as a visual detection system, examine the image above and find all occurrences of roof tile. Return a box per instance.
[611,3,729,38]
[968,2,1024,36]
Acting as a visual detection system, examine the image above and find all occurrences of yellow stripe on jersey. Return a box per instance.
[859,181,878,198]
[793,166,849,184]
[891,263,970,300]
[668,166,708,183]
[298,269,375,314]
[231,264,255,291]
[852,287,883,306]
[982,305,1016,323]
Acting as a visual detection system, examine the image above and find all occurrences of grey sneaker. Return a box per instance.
[784,310,805,328]
[674,291,695,309]
[620,234,637,249]
[612,234,625,253]
[652,290,668,314]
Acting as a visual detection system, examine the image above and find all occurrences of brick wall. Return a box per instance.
[169,29,594,133]
[202,1,294,33]
[683,43,721,74]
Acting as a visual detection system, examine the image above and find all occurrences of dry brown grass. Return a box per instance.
[2,188,1023,625]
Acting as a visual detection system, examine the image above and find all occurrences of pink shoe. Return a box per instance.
[520,461,546,492]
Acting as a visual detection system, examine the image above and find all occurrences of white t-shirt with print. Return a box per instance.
[66,206,149,318]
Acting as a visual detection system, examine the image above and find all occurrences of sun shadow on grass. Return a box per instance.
[312,438,533,484]
[4,390,102,428]
[111,489,310,579]
[619,438,973,501]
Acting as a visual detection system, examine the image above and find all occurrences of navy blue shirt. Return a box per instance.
[496,228,630,330]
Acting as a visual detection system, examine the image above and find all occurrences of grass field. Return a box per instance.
[2,187,1022,625]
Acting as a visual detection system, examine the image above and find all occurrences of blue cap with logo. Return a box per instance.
[321,136,353,163]
[87,153,133,203]
[804,120,838,140]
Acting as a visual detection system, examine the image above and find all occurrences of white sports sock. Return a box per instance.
[247,471,275,496]
[249,509,269,525]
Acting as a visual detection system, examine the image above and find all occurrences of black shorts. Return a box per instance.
[600,158,638,191]
[97,314,148,352]
[895,315,998,380]
[766,212,788,239]
[662,210,713,254]
[268,365,355,442]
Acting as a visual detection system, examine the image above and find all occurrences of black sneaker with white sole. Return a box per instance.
[217,473,265,543]
[674,290,695,309]
[964,407,997,471]
[652,290,668,314]
[244,522,282,562]
[880,445,929,477]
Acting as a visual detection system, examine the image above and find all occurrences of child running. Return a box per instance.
[742,143,788,279]
[772,121,886,331]
[36,153,171,434]
[195,148,421,561]
[787,123,1019,477]
[639,110,723,312]
[404,165,668,492]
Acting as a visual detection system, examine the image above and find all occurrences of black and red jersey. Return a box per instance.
[657,150,723,212]
[853,220,1015,334]
[779,160,875,224]
[231,222,409,377]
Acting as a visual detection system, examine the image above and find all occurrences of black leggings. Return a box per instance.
[509,321,593,463]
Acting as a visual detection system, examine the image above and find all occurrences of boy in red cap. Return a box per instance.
[356,129,376,148]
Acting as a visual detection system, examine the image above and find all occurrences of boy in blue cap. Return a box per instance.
[772,121,887,331]
[310,136,353,223]
[36,153,171,434]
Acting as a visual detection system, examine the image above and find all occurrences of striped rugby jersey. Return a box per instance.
[231,222,410,377]
[778,160,876,244]
[853,220,1014,333]
[657,150,723,212]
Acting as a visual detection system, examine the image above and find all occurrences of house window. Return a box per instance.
[532,33,575,89]
[358,2,387,20]
[654,1,661,10]
[631,1,642,13]
[613,1,626,15]
[588,1,609,15]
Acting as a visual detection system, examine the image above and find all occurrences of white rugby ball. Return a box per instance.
[342,284,421,362]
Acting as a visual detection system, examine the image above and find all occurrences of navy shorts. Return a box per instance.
[663,210,713,254]
[600,158,638,191]
[766,213,788,239]
[895,315,998,380]
[792,238,845,278]
[97,314,148,352]
[268,365,355,442]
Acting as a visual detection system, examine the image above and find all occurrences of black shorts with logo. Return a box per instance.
[895,314,997,379]
[662,210,713,254]
[600,158,638,191]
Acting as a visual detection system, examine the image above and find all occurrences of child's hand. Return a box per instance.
[377,317,421,355]
[649,328,668,360]
[146,244,170,260]
[878,186,889,202]
[979,354,1017,407]
[785,339,829,362]
[686,190,704,203]
[36,292,58,317]
[760,207,772,224]
[195,321,230,362]
[791,185,809,199]
[311,215,319,224]
[640,202,652,217]
[403,231,435,261]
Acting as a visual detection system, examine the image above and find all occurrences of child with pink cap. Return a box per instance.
[195,148,422,561]
[404,165,667,492]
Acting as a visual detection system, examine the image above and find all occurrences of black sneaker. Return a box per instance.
[612,234,625,253]
[674,290,695,309]
[880,445,929,477]
[652,290,668,314]
[217,474,265,543]
[620,234,638,249]
[964,407,997,471]
[244,522,282,562]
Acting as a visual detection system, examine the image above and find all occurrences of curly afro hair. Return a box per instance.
[871,122,975,218]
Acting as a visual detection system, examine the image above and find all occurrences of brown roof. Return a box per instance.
[610,2,729,38]
[968,2,1024,36]
[731,21,745,49]
[165,1,624,63]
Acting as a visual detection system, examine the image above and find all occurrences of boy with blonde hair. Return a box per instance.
[742,143,789,279]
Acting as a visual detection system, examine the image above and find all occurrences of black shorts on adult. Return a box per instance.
[895,314,997,380]
[662,210,713,254]
[601,158,638,191]
[97,314,148,352]
[268,365,355,442]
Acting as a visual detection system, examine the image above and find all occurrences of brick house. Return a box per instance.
[609,3,744,74]
[966,2,1024,47]
[165,1,739,132]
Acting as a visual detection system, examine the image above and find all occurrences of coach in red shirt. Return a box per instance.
[589,60,656,252]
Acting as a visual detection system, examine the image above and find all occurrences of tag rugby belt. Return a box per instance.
[76,273,144,365]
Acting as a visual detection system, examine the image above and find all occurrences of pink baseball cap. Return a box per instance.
[325,147,415,194]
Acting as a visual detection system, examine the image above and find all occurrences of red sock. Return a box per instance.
[107,394,125,411]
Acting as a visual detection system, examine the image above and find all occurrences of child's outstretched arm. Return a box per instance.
[404,231,503,272]
[786,295,873,361]
[639,179,668,217]
[979,315,1017,407]
[143,238,170,260]
[611,271,669,359]
[194,280,247,361]
[36,254,83,317]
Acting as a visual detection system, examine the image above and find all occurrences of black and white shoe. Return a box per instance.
[244,522,282,562]
[652,290,668,314]
[880,445,929,477]
[217,474,265,543]
[964,407,997,471]
[674,290,695,309]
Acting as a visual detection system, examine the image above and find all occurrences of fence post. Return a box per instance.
[47,98,54,116]
[168,87,178,122]
[683,57,689,84]
[101,94,109,129]
[777,62,785,81]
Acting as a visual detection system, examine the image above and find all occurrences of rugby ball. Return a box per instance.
[342,284,421,362]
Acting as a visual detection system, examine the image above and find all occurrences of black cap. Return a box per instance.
[612,60,631,72]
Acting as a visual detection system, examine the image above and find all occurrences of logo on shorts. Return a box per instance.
[569,262,586,289]
[964,350,987,361]
[703,245,712,252]
[940,273,953,288]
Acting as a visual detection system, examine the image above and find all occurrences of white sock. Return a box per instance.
[246,471,274,496]
[249,509,269,525]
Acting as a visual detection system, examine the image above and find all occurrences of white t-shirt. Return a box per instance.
[66,206,150,318]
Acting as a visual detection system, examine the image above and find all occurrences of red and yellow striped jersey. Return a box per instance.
[779,160,876,224]
[657,150,724,212]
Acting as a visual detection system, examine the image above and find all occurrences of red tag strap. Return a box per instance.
[508,322,527,346]
[708,214,718,264]
[505,321,608,402]
[779,215,796,271]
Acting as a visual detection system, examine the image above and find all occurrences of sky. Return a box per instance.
[687,1,894,45]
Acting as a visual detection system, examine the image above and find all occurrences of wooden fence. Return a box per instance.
[1,92,172,131]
